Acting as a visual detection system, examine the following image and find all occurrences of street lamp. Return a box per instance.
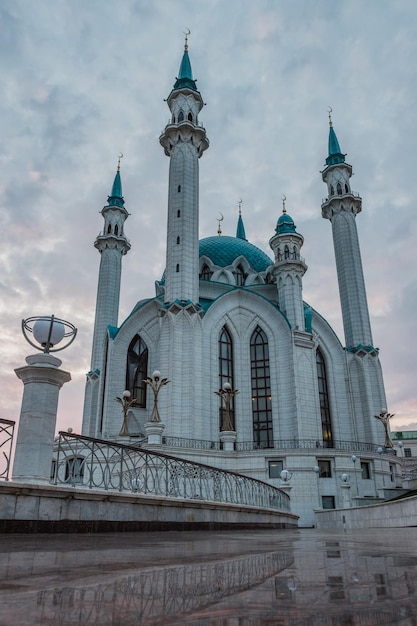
[22,315,77,353]
[374,408,395,449]
[115,390,138,436]
[143,371,170,423]
[215,382,239,432]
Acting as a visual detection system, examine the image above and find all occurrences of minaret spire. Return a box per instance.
[159,38,209,305]
[236,199,247,241]
[82,159,131,436]
[321,114,374,352]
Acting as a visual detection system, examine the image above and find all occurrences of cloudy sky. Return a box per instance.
[1,0,416,436]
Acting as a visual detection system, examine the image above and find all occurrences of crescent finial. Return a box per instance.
[328,106,333,127]
[183,28,191,51]
[217,212,223,236]
[238,198,243,216]
[281,194,286,213]
[117,152,123,171]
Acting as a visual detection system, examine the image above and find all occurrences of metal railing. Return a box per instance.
[52,432,290,512]
[159,435,395,455]
[0,419,15,481]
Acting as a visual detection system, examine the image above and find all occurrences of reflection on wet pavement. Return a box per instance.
[0,528,416,625]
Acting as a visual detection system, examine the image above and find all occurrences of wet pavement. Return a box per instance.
[0,527,416,625]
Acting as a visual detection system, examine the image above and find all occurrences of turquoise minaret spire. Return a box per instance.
[236,201,247,240]
[160,35,209,305]
[321,112,373,352]
[82,158,131,436]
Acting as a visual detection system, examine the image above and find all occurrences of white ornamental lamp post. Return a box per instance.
[340,473,352,508]
[215,382,239,451]
[279,468,293,495]
[13,316,76,484]
[143,371,169,445]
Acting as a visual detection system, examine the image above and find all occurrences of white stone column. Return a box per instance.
[13,353,71,484]
[219,430,237,452]
[144,422,166,446]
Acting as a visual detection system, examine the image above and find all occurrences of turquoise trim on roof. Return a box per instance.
[108,325,119,339]
[107,169,124,208]
[326,126,346,166]
[199,236,272,272]
[236,214,247,241]
[173,50,197,91]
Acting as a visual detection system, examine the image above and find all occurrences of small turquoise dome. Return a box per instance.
[276,213,296,235]
[199,236,272,272]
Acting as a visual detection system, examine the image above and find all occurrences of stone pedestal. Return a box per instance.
[220,430,237,452]
[279,484,292,496]
[144,422,165,446]
[341,483,351,508]
[13,353,71,484]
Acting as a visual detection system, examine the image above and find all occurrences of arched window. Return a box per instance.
[292,246,297,260]
[177,185,181,192]
[126,335,148,407]
[251,327,273,448]
[107,224,111,234]
[337,182,342,195]
[187,112,193,122]
[200,264,212,281]
[284,245,290,260]
[277,247,282,261]
[114,224,119,236]
[330,185,334,196]
[176,264,180,272]
[178,110,184,122]
[176,236,180,245]
[345,183,349,193]
[234,264,246,286]
[316,349,333,447]
[218,327,234,429]
[177,210,181,217]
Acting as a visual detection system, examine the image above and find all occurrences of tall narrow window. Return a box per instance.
[218,327,234,429]
[114,224,119,236]
[188,112,193,122]
[251,327,273,448]
[316,349,333,447]
[234,264,246,286]
[337,182,342,195]
[126,335,148,407]
[178,110,184,122]
[284,245,290,259]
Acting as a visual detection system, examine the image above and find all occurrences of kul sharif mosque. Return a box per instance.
[81,39,396,526]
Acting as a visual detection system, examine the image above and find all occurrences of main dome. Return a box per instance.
[199,236,272,272]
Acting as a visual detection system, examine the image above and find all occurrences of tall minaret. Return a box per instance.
[321,113,373,351]
[82,160,131,436]
[159,35,209,304]
[269,197,308,330]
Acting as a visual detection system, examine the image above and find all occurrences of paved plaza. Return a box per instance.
[0,527,416,625]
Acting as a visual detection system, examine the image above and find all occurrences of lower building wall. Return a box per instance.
[0,482,298,533]
[315,495,417,530]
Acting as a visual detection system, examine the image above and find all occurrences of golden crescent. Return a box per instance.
[218,212,224,221]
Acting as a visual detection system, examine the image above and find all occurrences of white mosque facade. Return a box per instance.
[81,44,399,526]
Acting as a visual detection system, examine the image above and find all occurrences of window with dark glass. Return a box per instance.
[268,460,283,479]
[234,264,246,286]
[337,182,342,195]
[126,335,148,407]
[251,326,273,448]
[65,457,85,484]
[178,110,184,122]
[284,245,290,259]
[405,448,412,457]
[322,495,335,509]
[316,349,333,447]
[361,460,371,479]
[317,459,332,477]
[200,264,212,281]
[218,326,234,429]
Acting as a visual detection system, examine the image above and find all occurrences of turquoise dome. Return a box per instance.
[199,236,272,272]
[276,213,296,235]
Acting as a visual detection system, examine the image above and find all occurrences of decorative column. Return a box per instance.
[13,353,71,483]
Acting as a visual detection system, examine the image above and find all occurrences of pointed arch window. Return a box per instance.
[345,183,349,193]
[200,264,212,281]
[218,327,234,429]
[234,264,246,286]
[187,112,193,122]
[178,110,184,122]
[330,185,334,196]
[251,326,273,448]
[284,245,290,260]
[126,335,148,407]
[337,182,342,195]
[107,224,112,234]
[292,246,297,260]
[316,348,333,447]
[114,224,119,236]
